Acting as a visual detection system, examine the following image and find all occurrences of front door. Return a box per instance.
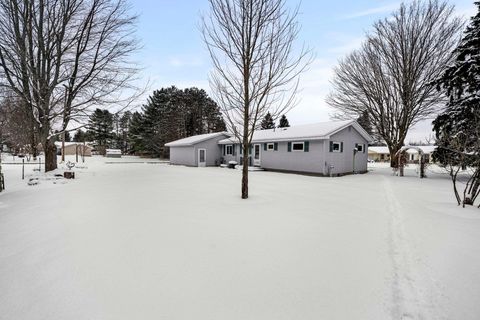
[253,144,261,167]
[198,149,206,167]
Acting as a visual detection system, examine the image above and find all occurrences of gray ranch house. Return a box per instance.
[166,120,373,176]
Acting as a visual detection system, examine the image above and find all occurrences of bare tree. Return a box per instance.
[202,0,312,199]
[0,0,140,171]
[327,0,463,167]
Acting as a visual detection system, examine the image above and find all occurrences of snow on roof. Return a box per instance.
[106,149,122,154]
[368,146,390,154]
[54,141,92,148]
[165,132,229,147]
[218,120,372,144]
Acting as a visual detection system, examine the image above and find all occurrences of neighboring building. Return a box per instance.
[105,149,122,158]
[55,142,93,157]
[368,145,436,163]
[368,146,391,162]
[405,146,436,163]
[166,120,373,176]
[165,132,231,167]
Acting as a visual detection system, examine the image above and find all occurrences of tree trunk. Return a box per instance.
[241,142,249,199]
[44,138,57,172]
[388,144,402,168]
[31,131,38,161]
[61,132,65,162]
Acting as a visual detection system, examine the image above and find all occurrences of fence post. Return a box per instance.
[22,159,25,180]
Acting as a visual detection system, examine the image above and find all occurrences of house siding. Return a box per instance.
[260,140,326,174]
[170,146,196,166]
[193,138,224,166]
[326,126,369,175]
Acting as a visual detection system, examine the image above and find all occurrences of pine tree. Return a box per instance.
[139,86,226,157]
[87,109,114,153]
[127,111,145,154]
[278,114,290,128]
[260,112,275,129]
[433,2,480,207]
[73,129,87,142]
[357,110,373,136]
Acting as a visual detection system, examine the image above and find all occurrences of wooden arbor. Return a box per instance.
[394,146,427,178]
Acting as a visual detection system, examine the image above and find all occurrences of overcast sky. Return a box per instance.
[131,0,477,143]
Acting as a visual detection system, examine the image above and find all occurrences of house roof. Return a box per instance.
[218,120,373,144]
[54,141,92,148]
[165,132,230,147]
[368,146,390,154]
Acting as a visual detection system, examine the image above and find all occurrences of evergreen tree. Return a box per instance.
[139,86,226,157]
[278,114,290,128]
[128,111,146,154]
[433,2,480,207]
[260,112,275,129]
[87,109,114,152]
[119,111,132,154]
[73,129,87,142]
[357,110,373,136]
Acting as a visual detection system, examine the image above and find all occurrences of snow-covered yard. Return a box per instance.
[0,156,479,320]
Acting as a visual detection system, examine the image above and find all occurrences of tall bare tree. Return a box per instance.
[202,0,311,199]
[0,0,140,171]
[327,0,463,167]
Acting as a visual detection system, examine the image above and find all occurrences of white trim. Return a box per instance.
[332,142,341,153]
[226,144,233,155]
[253,144,261,166]
[356,143,364,152]
[291,141,305,152]
[267,143,274,151]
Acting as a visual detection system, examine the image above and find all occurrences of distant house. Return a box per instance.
[166,120,373,176]
[55,142,92,157]
[368,146,391,162]
[368,145,436,163]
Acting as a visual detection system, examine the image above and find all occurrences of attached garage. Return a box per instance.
[165,132,230,167]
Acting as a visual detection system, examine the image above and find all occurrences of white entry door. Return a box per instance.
[253,144,261,167]
[198,149,206,167]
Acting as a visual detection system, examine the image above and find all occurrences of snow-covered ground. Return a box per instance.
[0,155,479,320]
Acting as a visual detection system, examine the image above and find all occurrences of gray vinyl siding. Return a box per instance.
[326,126,369,174]
[169,146,196,166]
[193,138,224,166]
[260,140,326,174]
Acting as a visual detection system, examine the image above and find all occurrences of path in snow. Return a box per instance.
[383,175,429,320]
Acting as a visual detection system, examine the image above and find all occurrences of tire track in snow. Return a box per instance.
[383,176,430,320]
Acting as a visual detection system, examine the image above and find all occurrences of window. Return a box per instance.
[331,142,341,153]
[226,145,233,155]
[267,143,274,150]
[356,144,363,152]
[292,142,304,152]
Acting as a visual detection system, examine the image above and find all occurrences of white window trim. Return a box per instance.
[226,145,233,155]
[332,142,341,153]
[267,143,275,151]
[356,143,363,152]
[291,141,304,152]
